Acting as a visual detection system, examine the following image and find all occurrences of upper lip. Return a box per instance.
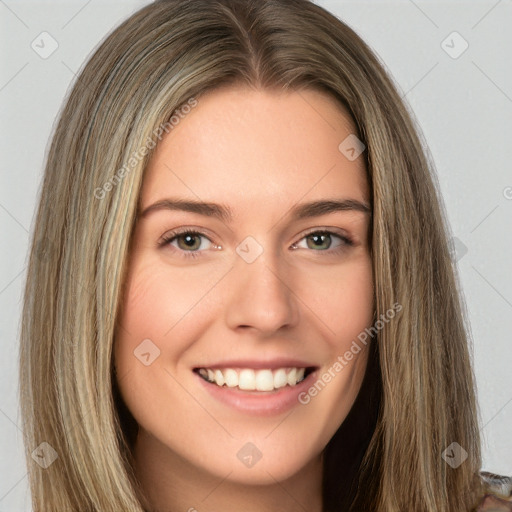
[194,358,318,370]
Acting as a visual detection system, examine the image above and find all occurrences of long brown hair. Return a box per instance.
[19,0,484,510]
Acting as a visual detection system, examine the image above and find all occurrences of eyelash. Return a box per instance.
[159,228,354,259]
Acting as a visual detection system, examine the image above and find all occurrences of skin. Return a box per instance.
[114,85,374,512]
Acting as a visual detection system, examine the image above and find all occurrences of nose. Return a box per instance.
[224,248,300,335]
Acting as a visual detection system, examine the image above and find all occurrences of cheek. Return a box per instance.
[302,254,374,346]
[336,262,374,338]
[116,258,215,346]
[113,259,207,430]
[114,260,176,382]
[114,256,229,388]
[116,264,168,347]
[302,257,374,431]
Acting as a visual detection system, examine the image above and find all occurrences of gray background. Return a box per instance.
[1,0,511,509]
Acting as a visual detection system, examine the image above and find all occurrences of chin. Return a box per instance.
[200,432,324,485]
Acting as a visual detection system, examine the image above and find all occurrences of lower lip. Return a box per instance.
[194,370,317,416]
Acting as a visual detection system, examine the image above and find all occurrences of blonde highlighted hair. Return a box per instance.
[20,0,484,510]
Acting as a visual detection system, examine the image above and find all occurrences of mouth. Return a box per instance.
[193,366,316,392]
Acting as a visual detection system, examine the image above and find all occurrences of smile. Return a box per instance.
[195,367,313,391]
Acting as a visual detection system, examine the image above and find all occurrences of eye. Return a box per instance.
[159,229,214,258]
[291,230,353,253]
[159,228,354,259]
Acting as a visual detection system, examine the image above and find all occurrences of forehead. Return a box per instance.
[140,86,368,215]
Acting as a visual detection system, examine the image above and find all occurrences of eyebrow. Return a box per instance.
[138,197,371,222]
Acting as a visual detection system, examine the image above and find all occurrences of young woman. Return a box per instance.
[19,0,512,511]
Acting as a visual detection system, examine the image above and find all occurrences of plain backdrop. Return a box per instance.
[1,1,511,510]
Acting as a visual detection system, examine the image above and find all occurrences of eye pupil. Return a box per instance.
[178,234,200,250]
[308,233,331,250]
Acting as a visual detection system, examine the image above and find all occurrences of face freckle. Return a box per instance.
[114,85,374,497]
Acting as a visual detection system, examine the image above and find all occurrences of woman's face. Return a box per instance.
[114,86,374,485]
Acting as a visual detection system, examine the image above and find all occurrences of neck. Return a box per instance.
[134,428,324,512]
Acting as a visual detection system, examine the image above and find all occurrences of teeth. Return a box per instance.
[255,369,274,392]
[214,369,224,386]
[197,367,309,391]
[273,368,288,389]
[287,368,297,386]
[224,368,238,388]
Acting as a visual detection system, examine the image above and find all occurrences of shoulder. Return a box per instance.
[476,471,512,511]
